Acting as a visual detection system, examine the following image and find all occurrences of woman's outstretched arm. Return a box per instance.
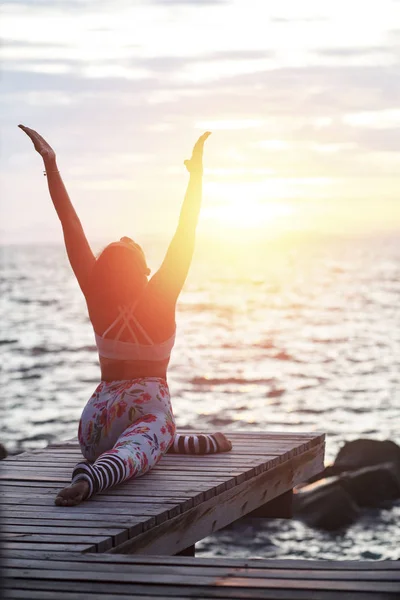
[19,125,96,296]
[152,132,211,300]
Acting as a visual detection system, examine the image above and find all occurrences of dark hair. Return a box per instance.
[87,242,149,309]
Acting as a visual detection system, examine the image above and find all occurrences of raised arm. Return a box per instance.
[152,132,211,301]
[19,125,96,296]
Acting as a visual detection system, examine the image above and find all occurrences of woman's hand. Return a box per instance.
[18,124,56,164]
[184,131,211,174]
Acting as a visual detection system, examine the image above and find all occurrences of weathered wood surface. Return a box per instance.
[3,552,399,599]
[112,444,323,555]
[1,432,324,555]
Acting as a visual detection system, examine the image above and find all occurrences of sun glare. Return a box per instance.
[203,199,294,233]
[200,178,298,237]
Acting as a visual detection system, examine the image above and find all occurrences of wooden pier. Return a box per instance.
[3,553,399,599]
[1,430,398,597]
[1,431,324,555]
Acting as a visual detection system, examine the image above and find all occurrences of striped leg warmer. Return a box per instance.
[71,454,127,499]
[167,433,222,454]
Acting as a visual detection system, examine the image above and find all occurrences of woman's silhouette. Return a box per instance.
[19,125,232,506]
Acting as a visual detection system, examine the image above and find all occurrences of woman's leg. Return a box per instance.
[55,377,175,506]
[168,432,232,454]
[56,411,175,505]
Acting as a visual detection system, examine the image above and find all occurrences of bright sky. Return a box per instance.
[1,0,399,244]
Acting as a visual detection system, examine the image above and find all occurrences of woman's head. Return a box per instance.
[88,237,150,308]
[114,237,150,275]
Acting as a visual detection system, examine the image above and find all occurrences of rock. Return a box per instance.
[306,438,400,483]
[294,477,360,531]
[333,439,400,473]
[340,463,400,508]
[293,438,400,531]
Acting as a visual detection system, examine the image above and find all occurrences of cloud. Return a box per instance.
[270,16,328,23]
[3,59,399,156]
[316,46,391,57]
[2,0,131,8]
[2,39,69,48]
[149,0,226,4]
[3,0,400,242]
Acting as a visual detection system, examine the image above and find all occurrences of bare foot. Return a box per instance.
[213,432,232,452]
[55,480,89,507]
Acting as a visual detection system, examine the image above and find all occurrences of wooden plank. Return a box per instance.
[1,510,151,535]
[220,578,400,592]
[1,464,263,481]
[4,558,400,582]
[0,480,226,500]
[0,478,224,491]
[5,455,274,466]
[0,488,193,504]
[3,494,196,513]
[1,525,129,547]
[2,533,112,552]
[0,480,73,487]
[0,475,71,482]
[4,551,399,570]
[2,519,131,533]
[0,494,182,511]
[2,542,94,552]
[4,566,399,593]
[1,592,163,600]
[1,509,151,523]
[2,503,179,526]
[0,470,251,489]
[2,591,208,600]
[8,451,271,461]
[1,487,205,505]
[24,448,316,460]
[0,477,226,499]
[1,480,196,495]
[0,454,302,472]
[0,471,243,489]
[0,466,243,480]
[0,489,196,502]
[3,581,394,600]
[109,442,324,555]
[0,480,205,504]
[28,479,239,494]
[1,498,180,513]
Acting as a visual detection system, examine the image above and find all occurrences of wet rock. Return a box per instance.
[293,465,400,531]
[333,439,400,473]
[293,439,400,531]
[294,477,360,531]
[340,463,400,508]
[307,438,400,483]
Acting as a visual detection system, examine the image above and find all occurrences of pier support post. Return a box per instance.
[247,489,293,519]
[176,544,195,557]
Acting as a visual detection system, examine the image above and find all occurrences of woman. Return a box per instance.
[19,124,232,506]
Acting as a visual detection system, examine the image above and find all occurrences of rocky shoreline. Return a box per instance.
[294,439,400,531]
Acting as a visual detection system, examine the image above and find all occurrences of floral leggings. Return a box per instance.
[72,377,225,499]
[72,378,176,499]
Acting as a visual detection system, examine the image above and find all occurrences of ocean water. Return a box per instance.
[1,234,399,560]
